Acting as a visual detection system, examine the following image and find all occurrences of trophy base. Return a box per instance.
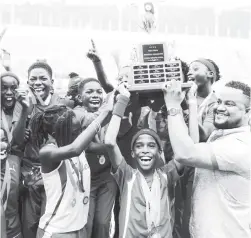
[128,82,193,92]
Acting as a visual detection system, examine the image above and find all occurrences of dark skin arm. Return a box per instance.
[104,83,130,170]
[40,94,114,173]
[87,39,114,93]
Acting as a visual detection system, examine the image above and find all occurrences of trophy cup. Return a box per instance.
[127,2,192,93]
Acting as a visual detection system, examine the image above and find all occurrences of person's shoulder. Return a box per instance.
[233,130,251,145]
[73,105,86,112]
[72,106,87,119]
[52,93,74,108]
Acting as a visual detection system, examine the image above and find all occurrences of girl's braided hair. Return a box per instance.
[30,105,75,148]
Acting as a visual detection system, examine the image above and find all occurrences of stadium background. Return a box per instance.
[0,0,251,96]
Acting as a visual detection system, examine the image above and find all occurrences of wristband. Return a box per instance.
[112,95,130,118]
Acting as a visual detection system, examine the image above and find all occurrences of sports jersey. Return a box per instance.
[112,159,180,238]
[190,126,251,238]
[39,151,90,235]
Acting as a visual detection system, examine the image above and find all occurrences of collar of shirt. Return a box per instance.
[210,126,250,141]
[43,93,52,106]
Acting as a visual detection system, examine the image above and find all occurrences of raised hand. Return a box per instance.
[99,90,116,114]
[15,88,30,109]
[187,82,198,104]
[162,79,185,109]
[86,39,101,63]
[116,82,130,99]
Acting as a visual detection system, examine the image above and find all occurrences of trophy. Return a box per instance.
[127,2,192,92]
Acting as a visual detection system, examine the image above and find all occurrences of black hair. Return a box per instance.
[28,60,53,79]
[69,72,79,78]
[30,105,75,148]
[78,78,101,94]
[67,79,83,97]
[225,81,251,98]
[206,59,221,82]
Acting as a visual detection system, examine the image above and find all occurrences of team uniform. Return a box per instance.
[73,105,117,238]
[12,93,72,238]
[37,151,90,238]
[1,155,22,238]
[190,126,251,238]
[112,158,181,238]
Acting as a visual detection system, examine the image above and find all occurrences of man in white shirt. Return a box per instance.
[163,80,251,238]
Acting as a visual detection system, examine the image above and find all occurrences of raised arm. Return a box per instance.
[187,83,199,143]
[104,83,130,170]
[39,94,114,165]
[87,39,114,93]
[163,80,216,170]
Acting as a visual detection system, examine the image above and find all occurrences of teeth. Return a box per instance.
[34,89,43,92]
[140,157,152,162]
[6,97,13,101]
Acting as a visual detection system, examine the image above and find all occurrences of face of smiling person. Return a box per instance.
[132,134,159,173]
[214,87,250,130]
[28,68,53,101]
[1,76,19,111]
[80,81,103,112]
[187,62,212,89]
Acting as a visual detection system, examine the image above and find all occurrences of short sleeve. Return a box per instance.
[210,136,251,177]
[111,159,134,191]
[162,160,180,185]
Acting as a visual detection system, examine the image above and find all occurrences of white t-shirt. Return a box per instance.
[39,152,90,234]
[190,126,251,238]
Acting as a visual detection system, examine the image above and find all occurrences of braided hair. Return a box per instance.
[30,105,75,148]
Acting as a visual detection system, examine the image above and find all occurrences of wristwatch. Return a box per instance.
[167,108,181,116]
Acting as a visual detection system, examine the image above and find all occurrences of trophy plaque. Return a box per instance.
[127,42,192,92]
